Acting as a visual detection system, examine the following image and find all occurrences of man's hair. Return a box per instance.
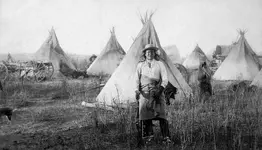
[140,51,160,61]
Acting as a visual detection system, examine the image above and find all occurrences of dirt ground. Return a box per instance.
[0,78,154,150]
[0,78,111,150]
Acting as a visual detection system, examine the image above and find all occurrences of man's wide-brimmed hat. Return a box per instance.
[142,44,159,53]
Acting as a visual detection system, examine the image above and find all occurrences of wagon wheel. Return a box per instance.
[34,62,54,82]
[45,62,54,80]
[37,62,54,81]
[0,62,8,82]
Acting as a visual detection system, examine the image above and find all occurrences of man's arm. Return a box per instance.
[134,63,142,100]
[159,61,168,88]
[135,63,142,91]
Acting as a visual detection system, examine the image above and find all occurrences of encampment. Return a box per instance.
[95,13,192,108]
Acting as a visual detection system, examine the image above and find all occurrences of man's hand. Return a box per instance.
[135,90,140,100]
[151,86,165,99]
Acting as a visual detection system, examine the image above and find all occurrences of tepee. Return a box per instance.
[95,14,192,108]
[34,27,76,78]
[250,69,262,87]
[86,28,126,76]
[183,45,210,84]
[183,45,210,70]
[163,45,181,64]
[213,30,261,81]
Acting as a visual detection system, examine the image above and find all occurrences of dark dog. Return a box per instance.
[0,107,15,121]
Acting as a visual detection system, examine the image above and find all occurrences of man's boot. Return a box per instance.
[160,119,173,145]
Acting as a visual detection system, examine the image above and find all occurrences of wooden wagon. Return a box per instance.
[0,60,54,82]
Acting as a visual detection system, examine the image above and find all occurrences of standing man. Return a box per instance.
[135,44,172,146]
[197,61,212,103]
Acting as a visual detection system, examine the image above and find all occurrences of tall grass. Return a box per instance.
[1,78,262,149]
[93,82,262,149]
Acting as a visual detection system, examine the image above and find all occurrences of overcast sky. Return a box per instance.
[0,0,262,57]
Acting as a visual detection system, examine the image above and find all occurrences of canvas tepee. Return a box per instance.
[95,14,192,108]
[213,30,260,81]
[86,28,126,76]
[250,69,262,87]
[34,28,76,78]
[183,45,210,84]
[183,45,210,70]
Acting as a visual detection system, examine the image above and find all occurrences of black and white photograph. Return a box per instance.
[0,0,262,149]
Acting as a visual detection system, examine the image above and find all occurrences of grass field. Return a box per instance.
[0,77,262,150]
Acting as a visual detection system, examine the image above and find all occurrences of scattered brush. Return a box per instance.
[51,79,70,100]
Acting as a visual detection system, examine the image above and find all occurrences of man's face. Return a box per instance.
[145,49,155,60]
